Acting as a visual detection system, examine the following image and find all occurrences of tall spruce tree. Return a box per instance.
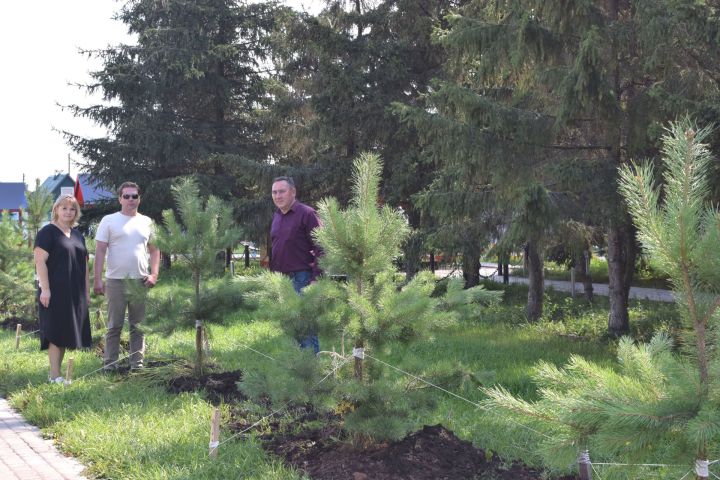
[265,0,459,276]
[396,0,720,332]
[412,168,504,289]
[66,0,282,228]
[396,77,558,317]
[501,184,558,320]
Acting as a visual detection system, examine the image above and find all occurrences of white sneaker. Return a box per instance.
[48,376,69,385]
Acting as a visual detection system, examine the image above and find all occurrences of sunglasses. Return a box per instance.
[122,194,140,200]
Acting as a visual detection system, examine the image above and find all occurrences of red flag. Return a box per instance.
[74,175,84,207]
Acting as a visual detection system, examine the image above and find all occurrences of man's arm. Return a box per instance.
[144,243,160,287]
[93,241,108,295]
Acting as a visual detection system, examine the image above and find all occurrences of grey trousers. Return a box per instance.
[104,278,146,369]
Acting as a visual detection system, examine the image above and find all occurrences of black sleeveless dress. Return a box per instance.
[35,224,91,350]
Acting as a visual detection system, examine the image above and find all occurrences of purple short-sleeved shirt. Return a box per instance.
[270,200,322,276]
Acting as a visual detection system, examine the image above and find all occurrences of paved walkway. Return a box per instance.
[0,397,87,480]
[435,264,675,302]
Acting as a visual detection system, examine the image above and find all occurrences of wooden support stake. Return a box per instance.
[65,358,74,384]
[209,408,221,458]
[15,324,22,350]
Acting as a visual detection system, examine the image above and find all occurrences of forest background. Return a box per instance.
[64,0,720,335]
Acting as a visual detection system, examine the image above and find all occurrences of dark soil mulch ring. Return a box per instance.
[266,423,577,480]
[165,370,576,479]
[0,316,39,333]
[167,370,245,405]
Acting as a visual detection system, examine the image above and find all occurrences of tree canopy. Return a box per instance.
[66,0,283,231]
[67,0,720,331]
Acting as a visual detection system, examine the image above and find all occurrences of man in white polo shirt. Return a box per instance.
[94,181,160,371]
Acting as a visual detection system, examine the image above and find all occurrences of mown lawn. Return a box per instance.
[0,276,678,479]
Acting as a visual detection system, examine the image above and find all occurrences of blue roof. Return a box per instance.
[77,174,115,204]
[0,182,27,211]
[40,173,74,197]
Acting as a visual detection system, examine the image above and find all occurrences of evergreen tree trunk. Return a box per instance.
[462,249,480,288]
[605,0,637,337]
[577,249,594,303]
[195,320,204,375]
[403,231,423,281]
[526,241,544,322]
[607,224,636,336]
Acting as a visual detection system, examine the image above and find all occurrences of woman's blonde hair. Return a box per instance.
[51,194,82,226]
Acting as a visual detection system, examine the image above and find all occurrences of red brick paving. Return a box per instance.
[0,398,87,480]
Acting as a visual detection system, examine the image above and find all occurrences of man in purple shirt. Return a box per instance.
[270,176,322,353]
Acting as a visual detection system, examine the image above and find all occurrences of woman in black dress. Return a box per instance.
[33,194,91,383]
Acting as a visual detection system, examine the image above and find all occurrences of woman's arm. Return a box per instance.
[34,247,51,308]
[86,256,91,304]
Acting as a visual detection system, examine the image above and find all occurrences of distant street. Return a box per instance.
[434,264,675,303]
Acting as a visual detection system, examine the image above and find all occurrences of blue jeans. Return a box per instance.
[289,270,312,293]
[288,270,319,354]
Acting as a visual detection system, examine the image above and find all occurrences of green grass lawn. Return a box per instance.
[1,320,299,480]
[0,277,679,479]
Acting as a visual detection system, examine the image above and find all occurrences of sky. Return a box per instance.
[0,0,320,187]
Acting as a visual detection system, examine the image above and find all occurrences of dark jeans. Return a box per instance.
[289,270,312,293]
[287,270,320,354]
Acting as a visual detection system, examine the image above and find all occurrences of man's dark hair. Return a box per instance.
[273,176,295,188]
[117,181,141,196]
